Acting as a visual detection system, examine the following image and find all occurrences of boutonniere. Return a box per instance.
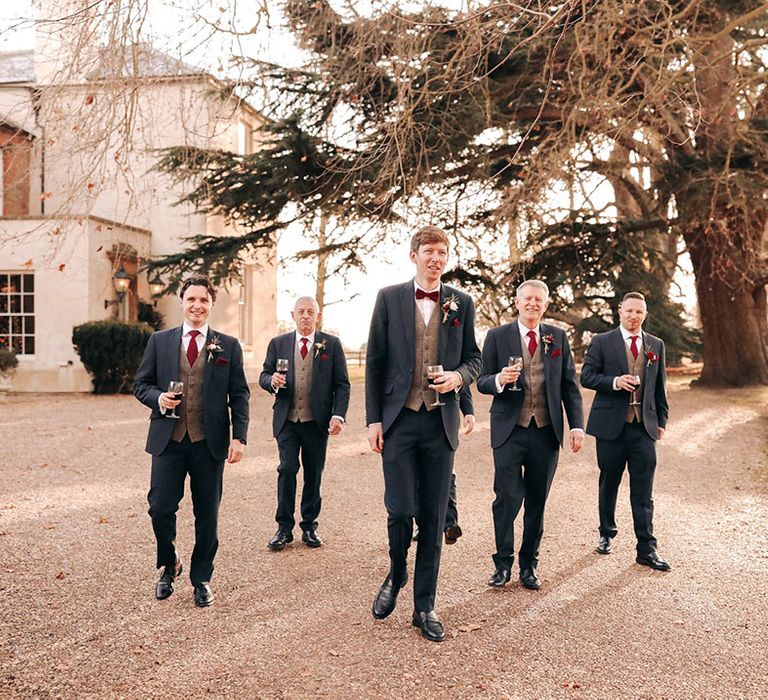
[644,348,659,367]
[206,335,224,363]
[314,340,327,359]
[441,293,460,324]
[541,334,555,355]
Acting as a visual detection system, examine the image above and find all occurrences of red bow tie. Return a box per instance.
[415,288,439,302]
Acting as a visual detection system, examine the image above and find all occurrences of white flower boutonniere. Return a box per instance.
[541,334,554,355]
[314,340,327,358]
[441,293,460,324]
[206,335,224,363]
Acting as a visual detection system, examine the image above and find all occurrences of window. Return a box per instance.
[0,272,35,354]
[236,121,251,155]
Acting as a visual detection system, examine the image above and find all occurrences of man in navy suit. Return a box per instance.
[580,292,671,571]
[366,226,481,642]
[478,279,584,591]
[259,296,350,550]
[134,275,250,607]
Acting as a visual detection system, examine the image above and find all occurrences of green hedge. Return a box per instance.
[72,320,153,394]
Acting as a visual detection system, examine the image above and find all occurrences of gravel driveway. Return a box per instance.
[1,382,767,698]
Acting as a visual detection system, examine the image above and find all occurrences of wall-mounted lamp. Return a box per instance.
[104,266,132,309]
[148,273,164,305]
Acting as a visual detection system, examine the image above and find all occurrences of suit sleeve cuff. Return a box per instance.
[331,415,345,423]
[495,373,504,393]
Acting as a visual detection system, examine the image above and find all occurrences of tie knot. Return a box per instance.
[527,330,536,340]
[189,330,201,338]
[301,337,308,346]
[415,288,439,302]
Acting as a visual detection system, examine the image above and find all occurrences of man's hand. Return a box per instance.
[657,427,665,440]
[368,423,384,453]
[463,415,476,435]
[159,392,181,412]
[570,431,584,453]
[616,374,639,392]
[271,372,287,391]
[328,417,344,436]
[227,439,245,464]
[498,366,521,387]
[429,370,463,393]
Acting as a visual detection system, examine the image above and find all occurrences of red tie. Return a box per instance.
[300,337,309,360]
[187,330,201,366]
[630,335,639,360]
[527,330,537,357]
[415,288,439,302]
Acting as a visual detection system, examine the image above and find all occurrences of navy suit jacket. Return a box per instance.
[133,326,250,460]
[477,321,584,449]
[365,281,482,451]
[581,327,668,440]
[258,331,350,437]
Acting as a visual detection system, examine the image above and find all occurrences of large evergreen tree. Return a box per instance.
[152,0,768,386]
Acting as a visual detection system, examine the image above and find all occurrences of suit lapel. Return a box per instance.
[169,326,182,381]
[399,282,416,365]
[540,323,554,391]
[612,327,629,374]
[508,321,523,359]
[203,328,215,389]
[438,285,450,362]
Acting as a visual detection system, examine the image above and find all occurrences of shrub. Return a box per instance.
[0,347,19,374]
[72,320,153,394]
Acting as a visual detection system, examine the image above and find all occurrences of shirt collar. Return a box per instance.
[296,331,316,345]
[413,279,441,295]
[518,320,540,339]
[183,322,208,338]
[619,326,642,342]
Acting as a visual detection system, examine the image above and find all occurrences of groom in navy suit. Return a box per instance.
[366,226,481,642]
[580,292,670,571]
[259,296,350,550]
[134,275,250,607]
[477,279,584,591]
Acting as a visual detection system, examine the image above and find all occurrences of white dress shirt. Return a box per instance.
[158,323,208,411]
[612,327,644,390]
[413,279,441,325]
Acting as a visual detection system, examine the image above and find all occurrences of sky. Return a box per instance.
[1,1,697,348]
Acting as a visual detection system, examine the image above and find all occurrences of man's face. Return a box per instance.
[181,285,212,328]
[514,284,549,327]
[410,241,448,287]
[292,299,319,336]
[618,297,647,333]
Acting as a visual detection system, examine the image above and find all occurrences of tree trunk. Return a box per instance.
[683,221,768,386]
[314,214,329,331]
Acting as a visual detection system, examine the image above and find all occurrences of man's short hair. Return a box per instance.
[179,275,217,303]
[410,226,450,252]
[621,292,646,304]
[516,279,549,299]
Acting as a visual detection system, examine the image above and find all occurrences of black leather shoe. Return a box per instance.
[487,567,511,588]
[267,529,293,551]
[194,582,214,607]
[596,536,613,555]
[636,552,671,571]
[155,558,182,600]
[444,524,463,545]
[372,572,408,620]
[302,530,322,548]
[412,610,445,642]
[520,568,541,590]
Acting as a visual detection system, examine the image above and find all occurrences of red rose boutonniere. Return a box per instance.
[441,293,460,324]
[452,317,461,327]
[644,349,659,367]
[541,334,555,355]
[206,335,224,363]
[551,348,562,358]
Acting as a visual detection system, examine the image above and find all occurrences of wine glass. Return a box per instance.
[427,364,446,407]
[507,356,523,392]
[167,381,184,419]
[275,358,289,392]
[630,375,641,406]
